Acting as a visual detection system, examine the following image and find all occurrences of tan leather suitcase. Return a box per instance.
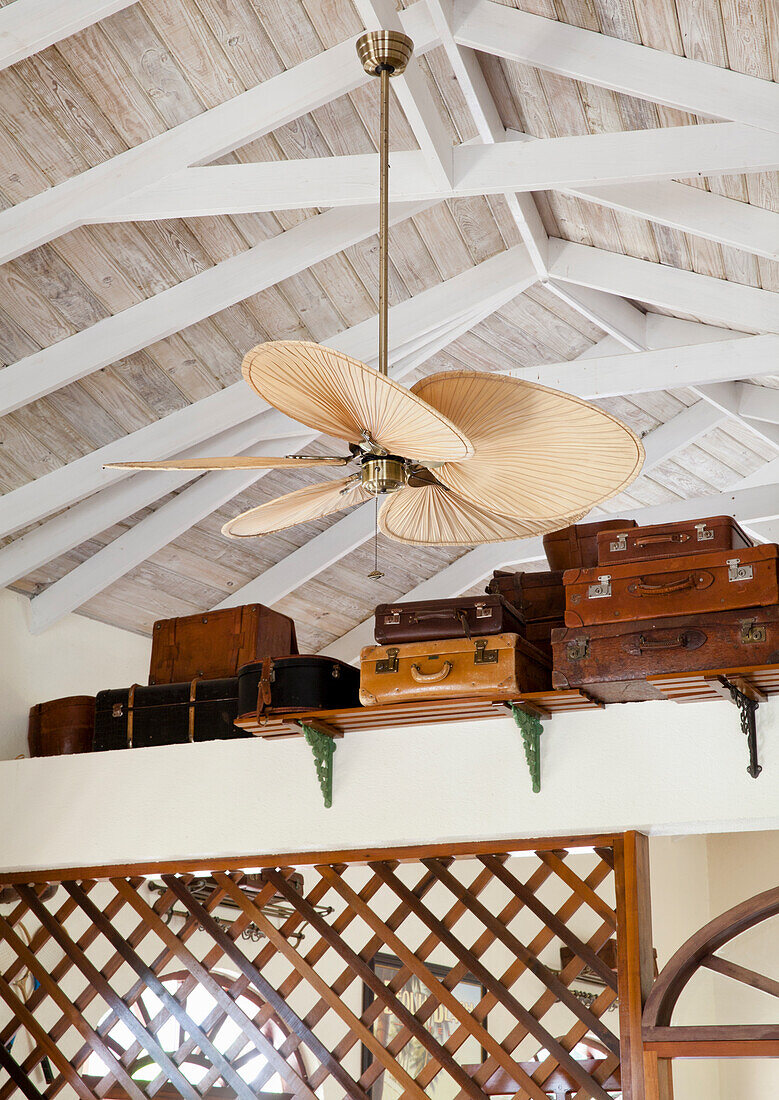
[563,544,779,628]
[359,634,551,706]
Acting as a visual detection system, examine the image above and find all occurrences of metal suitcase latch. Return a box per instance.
[474,639,498,664]
[587,575,612,599]
[475,602,491,619]
[740,619,766,643]
[566,638,589,661]
[727,558,753,582]
[112,702,124,718]
[383,610,401,625]
[609,534,627,552]
[376,647,399,673]
[695,522,714,541]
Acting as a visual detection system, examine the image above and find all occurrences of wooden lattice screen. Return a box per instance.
[0,834,657,1100]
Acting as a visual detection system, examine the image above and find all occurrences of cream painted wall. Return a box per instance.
[0,589,150,760]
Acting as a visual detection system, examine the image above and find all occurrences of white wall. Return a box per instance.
[0,694,777,875]
[0,589,150,760]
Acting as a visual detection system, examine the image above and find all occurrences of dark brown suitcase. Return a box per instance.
[543,519,637,571]
[28,696,95,756]
[486,569,565,622]
[149,604,298,685]
[359,633,551,705]
[596,514,752,567]
[563,545,779,627]
[552,607,779,703]
[373,595,525,644]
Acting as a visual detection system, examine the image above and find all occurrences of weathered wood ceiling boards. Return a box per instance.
[0,0,777,649]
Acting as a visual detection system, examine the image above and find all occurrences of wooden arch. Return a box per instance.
[643,885,779,1059]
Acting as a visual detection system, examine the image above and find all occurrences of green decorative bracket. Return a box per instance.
[510,704,543,794]
[298,722,337,808]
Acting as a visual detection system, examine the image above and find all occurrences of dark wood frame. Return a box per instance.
[360,952,487,1099]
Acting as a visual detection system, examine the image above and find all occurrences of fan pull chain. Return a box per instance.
[367,494,384,579]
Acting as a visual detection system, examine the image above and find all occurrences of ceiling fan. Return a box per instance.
[107,31,644,549]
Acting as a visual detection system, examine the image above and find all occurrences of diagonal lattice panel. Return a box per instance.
[0,840,633,1100]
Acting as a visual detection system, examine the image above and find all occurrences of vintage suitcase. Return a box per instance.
[486,569,565,622]
[28,696,95,756]
[237,656,361,724]
[374,594,525,645]
[596,515,752,567]
[552,607,779,703]
[93,678,249,751]
[359,633,551,706]
[148,604,298,685]
[563,545,779,628]
[543,519,637,571]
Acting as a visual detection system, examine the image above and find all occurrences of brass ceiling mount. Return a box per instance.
[356,30,414,75]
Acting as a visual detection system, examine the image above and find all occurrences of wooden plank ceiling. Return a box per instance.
[0,0,777,647]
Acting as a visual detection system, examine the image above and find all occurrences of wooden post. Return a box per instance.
[614,831,673,1100]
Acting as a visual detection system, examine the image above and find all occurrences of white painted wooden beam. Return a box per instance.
[542,280,647,351]
[737,382,779,425]
[322,481,779,662]
[0,413,288,592]
[548,239,779,334]
[99,124,779,221]
[692,383,779,451]
[28,434,313,634]
[0,0,437,264]
[352,0,452,188]
[504,127,779,264]
[0,0,136,70]
[453,0,779,134]
[0,201,425,416]
[425,0,548,275]
[507,333,776,398]
[0,245,535,542]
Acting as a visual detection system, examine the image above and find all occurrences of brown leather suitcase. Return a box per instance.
[359,633,551,706]
[149,604,298,685]
[28,696,95,756]
[596,514,752,567]
[543,519,637,571]
[374,595,525,644]
[563,545,779,628]
[552,607,779,703]
[486,569,565,622]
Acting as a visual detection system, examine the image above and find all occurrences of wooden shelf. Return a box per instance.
[648,662,779,704]
[237,690,602,740]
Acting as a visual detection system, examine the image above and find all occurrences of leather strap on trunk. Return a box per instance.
[255,659,274,726]
[188,678,201,742]
[127,685,137,748]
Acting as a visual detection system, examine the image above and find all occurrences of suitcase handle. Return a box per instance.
[633,532,689,547]
[409,608,472,638]
[623,629,706,656]
[410,661,453,683]
[629,571,712,596]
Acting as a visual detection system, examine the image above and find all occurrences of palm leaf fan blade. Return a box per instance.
[411,371,644,521]
[105,456,351,471]
[379,484,587,545]
[222,476,373,538]
[241,341,472,463]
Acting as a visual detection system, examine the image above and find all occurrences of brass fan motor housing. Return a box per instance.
[361,455,407,495]
[356,31,414,75]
